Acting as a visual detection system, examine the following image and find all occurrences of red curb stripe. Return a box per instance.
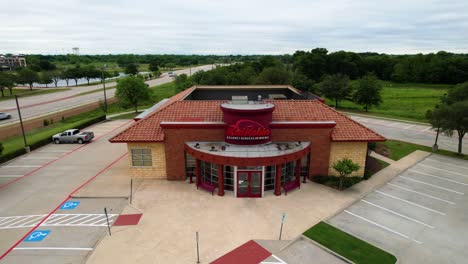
[0,120,132,191]
[0,151,128,260]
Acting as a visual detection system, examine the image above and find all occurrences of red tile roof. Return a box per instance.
[110,92,385,143]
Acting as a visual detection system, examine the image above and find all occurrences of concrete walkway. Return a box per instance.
[85,151,431,264]
[369,150,396,164]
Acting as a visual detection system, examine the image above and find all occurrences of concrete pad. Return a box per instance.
[274,237,346,264]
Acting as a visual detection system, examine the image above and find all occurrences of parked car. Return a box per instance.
[0,112,11,120]
[168,71,177,77]
[52,129,94,144]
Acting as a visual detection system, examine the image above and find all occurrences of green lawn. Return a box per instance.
[303,222,397,264]
[151,82,177,101]
[0,88,70,101]
[327,81,451,122]
[375,139,467,161]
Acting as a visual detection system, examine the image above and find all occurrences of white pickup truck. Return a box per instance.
[52,129,94,144]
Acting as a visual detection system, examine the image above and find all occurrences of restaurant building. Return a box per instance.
[110,85,385,198]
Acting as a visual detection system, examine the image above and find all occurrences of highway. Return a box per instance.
[0,65,214,125]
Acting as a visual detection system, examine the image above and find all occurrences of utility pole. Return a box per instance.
[15,95,29,152]
[102,65,108,113]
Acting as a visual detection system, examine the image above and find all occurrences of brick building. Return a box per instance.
[110,85,385,197]
[0,54,27,70]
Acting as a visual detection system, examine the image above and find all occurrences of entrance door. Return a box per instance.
[237,171,262,198]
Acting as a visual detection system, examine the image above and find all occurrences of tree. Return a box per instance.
[82,66,101,85]
[291,73,315,93]
[0,142,3,157]
[436,101,468,155]
[50,70,62,87]
[0,72,16,96]
[353,74,383,111]
[165,63,176,70]
[125,63,139,75]
[317,74,352,108]
[64,67,83,86]
[174,74,194,92]
[149,61,159,72]
[426,106,448,152]
[254,66,291,85]
[332,158,360,190]
[447,81,468,104]
[99,70,112,84]
[16,68,39,91]
[115,76,151,113]
[39,72,53,88]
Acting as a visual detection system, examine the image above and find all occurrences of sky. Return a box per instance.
[1,0,467,55]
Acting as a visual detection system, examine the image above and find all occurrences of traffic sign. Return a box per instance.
[60,201,80,210]
[24,230,50,242]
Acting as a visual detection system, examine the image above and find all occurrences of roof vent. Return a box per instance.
[231,96,248,104]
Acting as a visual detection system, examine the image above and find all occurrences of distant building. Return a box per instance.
[0,54,27,70]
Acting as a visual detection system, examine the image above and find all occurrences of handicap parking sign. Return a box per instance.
[60,201,80,210]
[24,230,50,242]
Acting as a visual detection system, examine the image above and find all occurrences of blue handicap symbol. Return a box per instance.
[60,201,80,210]
[24,230,50,242]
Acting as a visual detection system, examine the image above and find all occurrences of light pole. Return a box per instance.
[102,64,108,113]
[15,95,29,152]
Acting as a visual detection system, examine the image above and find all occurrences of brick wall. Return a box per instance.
[127,143,167,179]
[328,142,367,177]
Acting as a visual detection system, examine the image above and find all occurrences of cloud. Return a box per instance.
[0,0,467,54]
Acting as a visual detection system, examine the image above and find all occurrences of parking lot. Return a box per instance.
[0,119,132,263]
[329,154,468,264]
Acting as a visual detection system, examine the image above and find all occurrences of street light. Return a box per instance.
[101,64,108,113]
[15,95,29,152]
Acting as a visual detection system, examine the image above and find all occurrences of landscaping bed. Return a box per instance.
[303,221,397,264]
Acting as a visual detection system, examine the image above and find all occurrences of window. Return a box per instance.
[224,165,234,191]
[185,152,196,179]
[200,161,218,185]
[131,149,152,166]
[281,161,296,184]
[264,165,276,191]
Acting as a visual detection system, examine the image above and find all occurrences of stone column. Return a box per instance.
[196,159,201,186]
[274,164,282,196]
[295,159,301,188]
[218,164,224,196]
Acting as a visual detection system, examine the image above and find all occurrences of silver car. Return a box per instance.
[0,112,11,120]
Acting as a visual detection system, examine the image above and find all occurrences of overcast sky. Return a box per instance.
[1,0,467,55]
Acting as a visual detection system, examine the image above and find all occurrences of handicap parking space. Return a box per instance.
[328,154,468,264]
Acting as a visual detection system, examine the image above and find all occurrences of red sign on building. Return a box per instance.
[226,119,271,144]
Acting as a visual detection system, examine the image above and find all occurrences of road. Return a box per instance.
[0,120,131,263]
[0,65,214,125]
[349,115,466,154]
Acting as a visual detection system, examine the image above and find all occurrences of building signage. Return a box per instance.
[225,119,271,145]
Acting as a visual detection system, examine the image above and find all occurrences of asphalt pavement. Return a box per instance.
[0,65,214,125]
[349,115,466,154]
[0,120,131,263]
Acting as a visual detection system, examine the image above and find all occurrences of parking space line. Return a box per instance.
[399,176,464,195]
[90,216,115,226]
[387,183,456,205]
[375,190,446,215]
[417,164,468,178]
[43,215,69,224]
[0,217,24,226]
[1,165,41,168]
[421,127,432,132]
[79,215,105,224]
[0,175,24,178]
[409,169,468,186]
[361,200,435,228]
[425,158,468,170]
[344,210,422,244]
[15,216,43,227]
[66,215,96,225]
[404,124,415,129]
[13,247,93,251]
[53,215,82,225]
[22,157,58,160]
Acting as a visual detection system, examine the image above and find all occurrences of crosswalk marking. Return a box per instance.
[0,214,118,229]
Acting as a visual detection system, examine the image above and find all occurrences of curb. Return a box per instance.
[342,111,430,126]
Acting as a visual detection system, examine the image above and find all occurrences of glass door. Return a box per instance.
[237,171,262,198]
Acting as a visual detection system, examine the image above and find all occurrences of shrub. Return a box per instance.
[311,175,362,190]
[43,119,50,126]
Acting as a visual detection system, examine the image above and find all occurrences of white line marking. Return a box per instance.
[0,217,23,226]
[417,164,468,178]
[388,122,399,127]
[90,216,115,225]
[0,175,24,178]
[375,190,446,215]
[1,165,41,168]
[387,183,455,205]
[17,216,44,227]
[80,215,105,224]
[13,247,93,251]
[399,176,464,195]
[404,124,415,129]
[344,210,422,244]
[66,215,95,225]
[421,127,432,132]
[409,169,468,186]
[22,157,58,160]
[361,200,435,228]
[54,215,82,225]
[44,214,69,224]
[425,158,468,170]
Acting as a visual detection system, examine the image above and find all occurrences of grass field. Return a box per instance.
[0,88,70,101]
[374,139,467,161]
[326,81,451,122]
[303,222,397,264]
